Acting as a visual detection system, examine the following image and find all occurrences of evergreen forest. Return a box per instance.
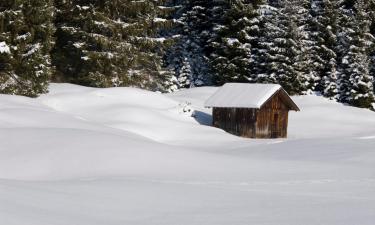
[1,0,375,110]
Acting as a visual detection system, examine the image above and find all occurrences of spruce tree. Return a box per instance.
[165,0,222,90]
[0,0,54,97]
[248,0,273,82]
[338,0,374,109]
[369,0,375,95]
[53,0,172,91]
[177,57,193,88]
[293,0,312,94]
[209,0,253,85]
[252,1,279,84]
[261,0,308,95]
[310,0,341,98]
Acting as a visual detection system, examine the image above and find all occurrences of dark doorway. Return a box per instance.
[271,113,279,138]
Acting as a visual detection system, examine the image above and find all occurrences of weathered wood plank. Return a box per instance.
[211,90,291,139]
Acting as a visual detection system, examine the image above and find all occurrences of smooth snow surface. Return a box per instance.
[204,83,282,108]
[1,83,375,225]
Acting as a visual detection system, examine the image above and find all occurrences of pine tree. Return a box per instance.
[298,0,316,92]
[0,0,54,97]
[260,0,308,95]
[296,0,313,93]
[177,57,193,87]
[248,0,272,82]
[209,0,253,85]
[310,0,341,98]
[251,2,278,83]
[164,0,230,90]
[369,0,375,95]
[338,0,374,109]
[53,0,172,90]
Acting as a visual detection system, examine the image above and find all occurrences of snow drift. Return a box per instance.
[1,83,374,225]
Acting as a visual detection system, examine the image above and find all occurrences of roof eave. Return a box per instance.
[204,105,260,109]
[203,84,300,111]
[245,88,300,111]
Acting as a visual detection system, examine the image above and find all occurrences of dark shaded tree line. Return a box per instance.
[1,0,375,110]
[166,0,375,109]
[0,0,173,97]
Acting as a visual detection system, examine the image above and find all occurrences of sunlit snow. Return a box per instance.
[1,83,375,225]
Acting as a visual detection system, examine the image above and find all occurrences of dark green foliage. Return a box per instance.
[0,0,54,97]
[0,0,374,110]
[209,0,253,85]
[52,0,172,90]
[310,0,340,98]
[369,0,375,95]
[248,0,271,83]
[338,0,374,109]
[260,0,309,95]
[164,0,226,90]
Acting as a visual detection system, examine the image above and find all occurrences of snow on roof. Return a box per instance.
[204,83,283,109]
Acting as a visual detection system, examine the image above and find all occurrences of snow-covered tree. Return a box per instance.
[250,2,278,83]
[209,0,253,84]
[338,0,374,109]
[248,0,273,82]
[53,0,172,90]
[310,0,341,98]
[177,58,193,87]
[0,0,54,97]
[369,0,375,95]
[298,0,317,92]
[259,0,308,95]
[164,0,228,90]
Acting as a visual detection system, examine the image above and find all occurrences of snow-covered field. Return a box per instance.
[1,83,375,225]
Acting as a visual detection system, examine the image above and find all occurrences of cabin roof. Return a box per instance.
[204,83,299,111]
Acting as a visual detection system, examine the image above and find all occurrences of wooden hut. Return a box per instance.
[204,83,300,138]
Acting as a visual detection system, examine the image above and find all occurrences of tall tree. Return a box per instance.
[53,0,172,91]
[165,0,225,90]
[369,0,375,95]
[338,0,374,109]
[260,0,308,94]
[209,0,253,85]
[0,0,54,97]
[310,0,341,98]
[251,1,278,83]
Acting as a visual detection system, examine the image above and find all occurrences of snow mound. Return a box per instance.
[1,83,375,225]
[39,83,244,144]
[289,95,375,138]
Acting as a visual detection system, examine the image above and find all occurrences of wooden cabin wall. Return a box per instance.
[256,91,289,138]
[212,90,291,138]
[212,107,257,138]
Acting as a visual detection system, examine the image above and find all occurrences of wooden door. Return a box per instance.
[271,113,279,138]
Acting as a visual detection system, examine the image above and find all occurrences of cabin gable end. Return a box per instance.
[206,83,299,139]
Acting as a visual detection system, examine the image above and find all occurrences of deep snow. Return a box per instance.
[1,83,375,225]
